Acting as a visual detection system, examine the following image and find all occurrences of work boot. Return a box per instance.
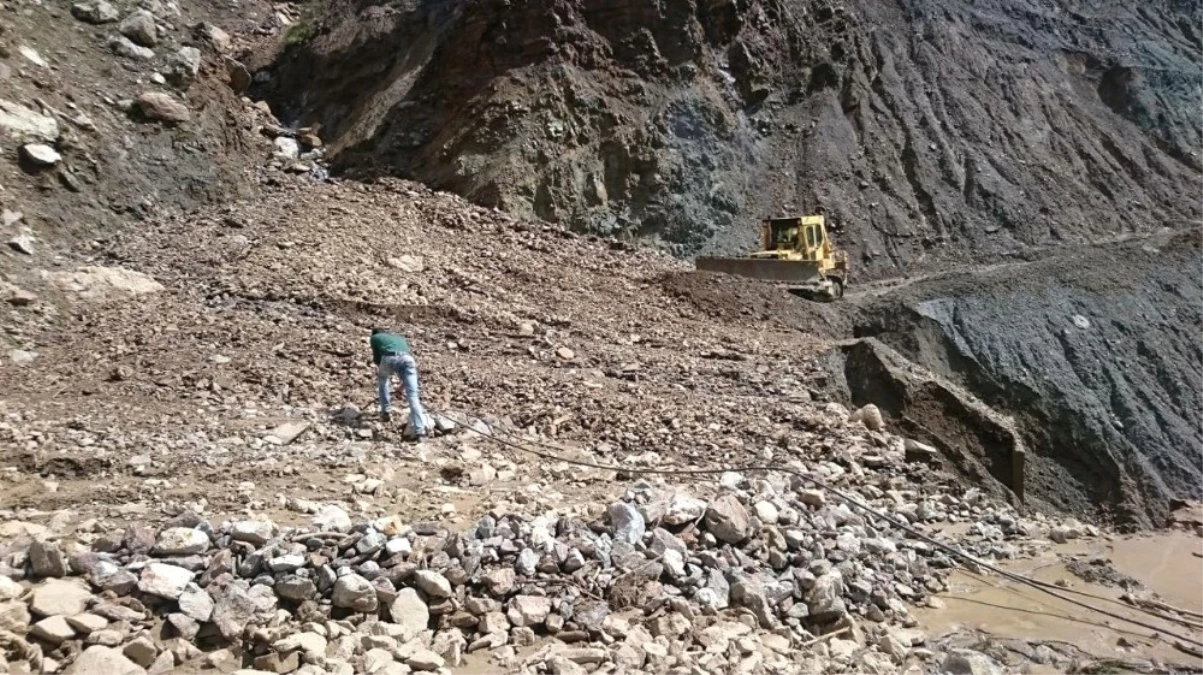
[380,411,392,424]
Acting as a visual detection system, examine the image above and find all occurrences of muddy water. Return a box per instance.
[914,532,1203,669]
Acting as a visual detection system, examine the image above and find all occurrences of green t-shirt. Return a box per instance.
[370,332,411,365]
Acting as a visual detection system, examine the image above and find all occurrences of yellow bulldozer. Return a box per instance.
[695,214,849,301]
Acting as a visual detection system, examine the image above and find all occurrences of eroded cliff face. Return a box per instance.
[850,229,1203,528]
[259,0,1201,278]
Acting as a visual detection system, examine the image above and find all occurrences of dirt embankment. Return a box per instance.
[258,0,1201,276]
[848,230,1203,528]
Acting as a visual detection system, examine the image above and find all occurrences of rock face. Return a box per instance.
[849,229,1203,526]
[261,0,1201,267]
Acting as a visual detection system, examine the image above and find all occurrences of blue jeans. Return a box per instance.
[378,353,426,434]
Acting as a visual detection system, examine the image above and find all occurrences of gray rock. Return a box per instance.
[0,99,59,143]
[807,571,847,622]
[65,646,147,675]
[108,35,155,60]
[332,574,377,612]
[72,1,119,23]
[514,549,539,576]
[168,46,202,85]
[29,540,68,577]
[30,579,92,617]
[210,583,258,639]
[274,631,327,656]
[647,528,686,557]
[704,494,751,543]
[413,570,452,599]
[178,588,214,622]
[274,574,317,602]
[122,636,159,668]
[119,9,158,47]
[904,439,940,464]
[942,649,1003,675]
[356,532,385,556]
[137,563,192,599]
[90,561,137,595]
[154,528,210,556]
[197,23,231,51]
[607,502,645,545]
[730,573,787,628]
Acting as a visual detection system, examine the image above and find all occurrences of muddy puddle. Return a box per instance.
[914,531,1203,669]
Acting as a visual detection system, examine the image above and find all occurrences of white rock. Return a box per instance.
[753,501,779,524]
[273,136,300,160]
[406,649,444,671]
[137,563,192,600]
[21,143,60,165]
[18,45,48,67]
[413,570,452,599]
[230,520,274,545]
[30,579,92,617]
[154,528,210,555]
[312,505,352,532]
[506,595,551,627]
[0,576,24,601]
[66,646,147,675]
[52,266,164,301]
[31,615,76,644]
[0,99,58,142]
[388,588,429,641]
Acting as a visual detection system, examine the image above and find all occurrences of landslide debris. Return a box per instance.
[6,174,1182,674]
[260,0,1201,274]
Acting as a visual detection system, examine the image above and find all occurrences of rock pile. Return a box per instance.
[0,451,1092,675]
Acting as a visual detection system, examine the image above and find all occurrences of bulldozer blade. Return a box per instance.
[695,257,823,284]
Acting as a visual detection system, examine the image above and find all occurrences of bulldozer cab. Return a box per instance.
[763,215,827,260]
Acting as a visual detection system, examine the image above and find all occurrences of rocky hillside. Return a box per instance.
[260,0,1202,276]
